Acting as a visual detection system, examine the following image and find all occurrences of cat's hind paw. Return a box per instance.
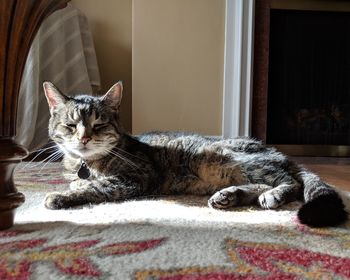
[208,187,240,209]
[258,189,284,209]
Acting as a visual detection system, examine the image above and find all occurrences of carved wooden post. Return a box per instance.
[0,0,69,229]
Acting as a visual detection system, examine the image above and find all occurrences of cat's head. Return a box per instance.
[43,81,124,160]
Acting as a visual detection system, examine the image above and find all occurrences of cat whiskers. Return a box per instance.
[93,142,149,163]
[38,150,64,173]
[20,145,59,170]
[113,146,149,163]
[105,148,145,174]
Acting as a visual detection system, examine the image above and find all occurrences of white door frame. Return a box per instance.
[222,0,255,137]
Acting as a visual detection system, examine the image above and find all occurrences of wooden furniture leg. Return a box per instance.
[0,140,27,229]
[0,0,69,230]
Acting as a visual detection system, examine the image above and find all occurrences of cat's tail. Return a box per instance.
[293,165,348,227]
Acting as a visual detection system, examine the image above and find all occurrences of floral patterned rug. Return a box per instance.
[1,162,349,279]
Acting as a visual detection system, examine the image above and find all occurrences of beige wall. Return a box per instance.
[72,0,132,132]
[132,0,226,135]
[72,0,226,135]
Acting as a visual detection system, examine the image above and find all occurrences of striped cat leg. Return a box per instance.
[258,182,301,209]
[45,178,143,209]
[208,184,272,209]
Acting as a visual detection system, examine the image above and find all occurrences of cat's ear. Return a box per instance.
[102,81,123,109]
[43,82,68,114]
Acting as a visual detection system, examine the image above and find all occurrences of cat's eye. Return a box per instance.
[93,123,108,130]
[65,124,76,128]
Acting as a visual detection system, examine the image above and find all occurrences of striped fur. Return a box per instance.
[43,82,348,227]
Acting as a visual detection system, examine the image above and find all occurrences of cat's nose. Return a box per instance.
[80,136,91,145]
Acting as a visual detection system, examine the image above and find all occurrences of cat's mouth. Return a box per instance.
[73,145,108,160]
[76,146,96,155]
[61,144,94,158]
[58,142,109,160]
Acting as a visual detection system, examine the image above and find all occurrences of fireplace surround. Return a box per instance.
[252,0,350,156]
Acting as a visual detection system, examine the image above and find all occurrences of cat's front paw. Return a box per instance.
[208,187,240,209]
[45,192,70,209]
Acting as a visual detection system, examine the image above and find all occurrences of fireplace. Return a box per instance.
[252,1,350,156]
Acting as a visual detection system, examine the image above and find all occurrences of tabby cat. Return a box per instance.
[43,81,348,227]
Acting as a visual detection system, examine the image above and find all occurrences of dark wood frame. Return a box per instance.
[251,0,271,142]
[0,0,69,230]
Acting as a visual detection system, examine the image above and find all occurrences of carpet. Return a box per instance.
[1,162,349,279]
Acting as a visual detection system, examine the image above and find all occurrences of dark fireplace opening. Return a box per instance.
[266,9,350,147]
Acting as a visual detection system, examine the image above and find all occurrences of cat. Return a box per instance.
[42,81,348,227]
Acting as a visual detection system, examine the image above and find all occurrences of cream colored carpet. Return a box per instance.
[1,162,349,279]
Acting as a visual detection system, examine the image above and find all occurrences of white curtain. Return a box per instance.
[16,3,101,152]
